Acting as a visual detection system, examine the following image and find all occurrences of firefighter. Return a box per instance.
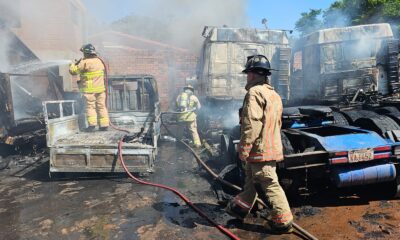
[176,84,201,147]
[225,55,294,233]
[69,44,109,132]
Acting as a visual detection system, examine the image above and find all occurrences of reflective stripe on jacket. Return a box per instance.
[239,83,284,162]
[176,92,201,122]
[69,57,105,93]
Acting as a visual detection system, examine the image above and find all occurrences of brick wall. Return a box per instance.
[98,46,198,110]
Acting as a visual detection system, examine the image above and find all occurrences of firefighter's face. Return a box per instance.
[247,72,256,82]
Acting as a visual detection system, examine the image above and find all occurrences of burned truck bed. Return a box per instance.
[44,75,160,174]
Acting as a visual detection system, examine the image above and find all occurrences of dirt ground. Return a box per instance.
[1,142,400,240]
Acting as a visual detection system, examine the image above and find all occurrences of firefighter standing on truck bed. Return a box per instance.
[225,55,294,234]
[176,84,201,148]
[69,44,109,132]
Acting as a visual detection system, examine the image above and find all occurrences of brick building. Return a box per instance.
[90,31,198,110]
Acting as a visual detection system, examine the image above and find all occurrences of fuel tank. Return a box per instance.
[332,163,396,188]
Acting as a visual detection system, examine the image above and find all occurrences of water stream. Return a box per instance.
[9,59,72,74]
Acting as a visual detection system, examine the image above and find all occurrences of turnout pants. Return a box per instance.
[230,161,293,227]
[176,120,201,147]
[83,92,109,127]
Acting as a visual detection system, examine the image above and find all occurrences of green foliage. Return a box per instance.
[295,0,400,36]
[294,9,323,36]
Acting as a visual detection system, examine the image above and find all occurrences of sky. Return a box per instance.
[247,0,335,30]
[82,0,336,32]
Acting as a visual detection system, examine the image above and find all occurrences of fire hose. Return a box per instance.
[160,112,318,240]
[96,57,315,239]
[95,59,241,239]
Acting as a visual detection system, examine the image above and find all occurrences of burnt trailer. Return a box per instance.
[44,75,160,174]
[0,71,63,153]
[0,27,64,155]
[196,26,291,138]
[218,24,400,198]
[291,23,399,103]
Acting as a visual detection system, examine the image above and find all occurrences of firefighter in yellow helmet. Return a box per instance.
[175,84,201,147]
[69,44,109,132]
[225,55,293,234]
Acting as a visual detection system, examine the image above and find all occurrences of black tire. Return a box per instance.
[394,175,400,199]
[383,112,400,126]
[341,110,379,124]
[220,134,233,165]
[375,106,400,114]
[332,111,349,126]
[355,115,400,136]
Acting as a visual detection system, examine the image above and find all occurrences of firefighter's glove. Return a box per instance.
[69,63,79,75]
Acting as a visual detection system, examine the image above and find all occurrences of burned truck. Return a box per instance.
[43,75,160,174]
[291,23,399,103]
[217,24,400,198]
[197,26,291,138]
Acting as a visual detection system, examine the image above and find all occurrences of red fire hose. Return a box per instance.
[97,57,241,239]
[118,139,240,240]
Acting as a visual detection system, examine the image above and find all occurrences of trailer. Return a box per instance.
[216,24,400,198]
[196,26,291,139]
[43,75,160,174]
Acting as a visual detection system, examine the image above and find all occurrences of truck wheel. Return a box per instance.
[220,134,232,165]
[375,106,400,114]
[394,175,400,198]
[341,110,378,124]
[355,115,400,136]
[332,111,349,126]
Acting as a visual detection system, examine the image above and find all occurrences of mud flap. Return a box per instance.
[384,129,400,142]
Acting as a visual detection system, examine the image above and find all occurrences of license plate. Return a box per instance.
[348,149,374,163]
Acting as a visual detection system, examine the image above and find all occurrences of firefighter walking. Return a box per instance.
[176,84,201,148]
[69,44,109,132]
[225,55,293,233]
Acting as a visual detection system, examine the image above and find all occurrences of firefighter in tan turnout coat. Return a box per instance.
[69,44,109,132]
[176,84,201,147]
[225,55,294,233]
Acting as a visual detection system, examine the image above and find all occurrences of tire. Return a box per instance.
[383,112,400,126]
[220,134,233,165]
[355,114,400,136]
[341,110,379,124]
[332,111,349,126]
[375,106,400,114]
[394,175,400,199]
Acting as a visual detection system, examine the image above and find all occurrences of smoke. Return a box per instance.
[323,9,351,28]
[85,0,249,51]
[0,28,11,72]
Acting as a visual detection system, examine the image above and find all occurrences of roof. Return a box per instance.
[203,26,290,45]
[302,23,394,46]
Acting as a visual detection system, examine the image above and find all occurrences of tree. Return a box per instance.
[323,0,400,31]
[294,9,323,36]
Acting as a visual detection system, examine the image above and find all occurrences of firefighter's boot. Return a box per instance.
[84,126,96,132]
[224,199,249,220]
[99,126,108,131]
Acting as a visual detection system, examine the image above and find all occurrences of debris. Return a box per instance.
[294,205,321,218]
[161,135,176,142]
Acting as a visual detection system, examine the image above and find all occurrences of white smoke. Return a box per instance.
[84,0,249,51]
